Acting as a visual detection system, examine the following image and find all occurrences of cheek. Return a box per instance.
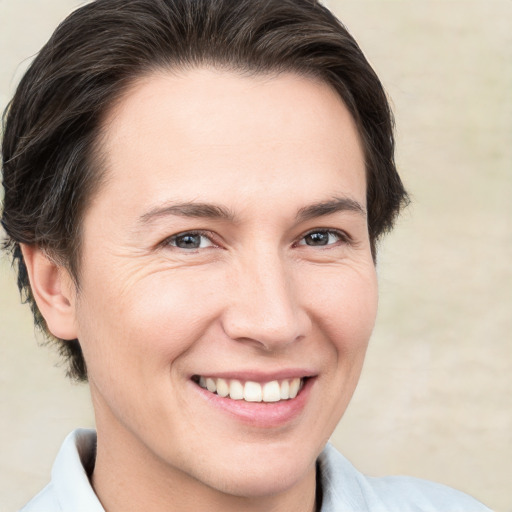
[297,264,377,438]
[304,264,378,354]
[74,268,223,434]
[76,267,222,380]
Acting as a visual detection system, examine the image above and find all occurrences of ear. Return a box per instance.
[21,244,78,340]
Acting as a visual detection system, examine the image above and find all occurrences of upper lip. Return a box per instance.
[191,369,316,383]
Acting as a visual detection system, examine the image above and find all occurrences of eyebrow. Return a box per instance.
[295,196,366,222]
[139,202,237,225]
[138,195,366,226]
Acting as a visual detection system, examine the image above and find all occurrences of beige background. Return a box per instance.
[1,1,510,511]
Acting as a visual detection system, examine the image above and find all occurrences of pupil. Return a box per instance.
[177,234,200,248]
[307,232,328,246]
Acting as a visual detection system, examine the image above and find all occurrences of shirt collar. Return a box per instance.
[51,429,104,511]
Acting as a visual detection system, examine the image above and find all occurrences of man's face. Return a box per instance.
[71,68,377,498]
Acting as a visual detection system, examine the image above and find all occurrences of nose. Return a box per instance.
[221,250,311,351]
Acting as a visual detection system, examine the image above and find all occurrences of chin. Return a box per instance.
[197,440,319,498]
[214,465,312,498]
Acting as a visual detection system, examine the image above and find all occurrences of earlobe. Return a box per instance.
[21,244,78,340]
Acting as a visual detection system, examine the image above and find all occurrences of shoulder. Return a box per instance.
[318,444,493,512]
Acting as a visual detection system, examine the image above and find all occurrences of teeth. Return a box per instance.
[280,380,290,400]
[289,378,301,399]
[206,378,217,393]
[229,379,244,400]
[216,378,229,397]
[244,381,262,402]
[263,381,281,402]
[197,376,305,402]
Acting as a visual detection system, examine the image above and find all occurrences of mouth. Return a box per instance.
[192,375,307,403]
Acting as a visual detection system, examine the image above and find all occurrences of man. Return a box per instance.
[1,1,491,510]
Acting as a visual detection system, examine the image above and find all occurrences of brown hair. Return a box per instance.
[1,0,408,381]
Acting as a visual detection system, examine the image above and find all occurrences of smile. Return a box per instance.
[193,376,305,403]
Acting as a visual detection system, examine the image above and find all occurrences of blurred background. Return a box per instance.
[1,1,510,511]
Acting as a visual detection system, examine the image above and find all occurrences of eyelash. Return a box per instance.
[163,228,351,251]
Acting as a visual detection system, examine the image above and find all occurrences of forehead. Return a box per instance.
[94,67,366,211]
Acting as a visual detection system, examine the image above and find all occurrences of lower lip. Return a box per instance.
[192,378,315,428]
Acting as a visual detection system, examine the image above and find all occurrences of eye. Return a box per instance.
[166,231,215,250]
[298,229,346,247]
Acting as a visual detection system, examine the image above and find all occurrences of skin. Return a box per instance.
[23,68,378,512]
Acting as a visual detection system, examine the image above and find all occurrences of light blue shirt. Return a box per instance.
[20,429,492,511]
